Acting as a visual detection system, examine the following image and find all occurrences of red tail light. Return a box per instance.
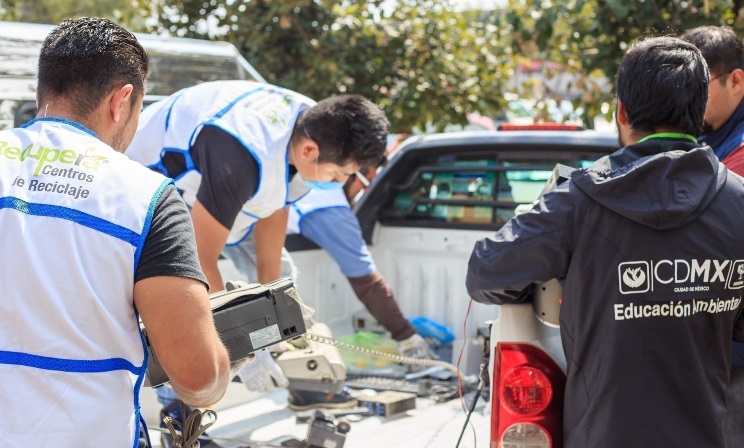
[491,343,566,448]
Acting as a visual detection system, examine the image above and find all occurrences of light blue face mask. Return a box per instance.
[305,179,344,190]
[305,156,344,190]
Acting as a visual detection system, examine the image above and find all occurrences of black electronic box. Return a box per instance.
[142,278,307,387]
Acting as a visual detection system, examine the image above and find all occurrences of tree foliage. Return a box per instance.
[0,0,153,31]
[6,0,740,131]
[505,0,738,126]
[153,0,511,132]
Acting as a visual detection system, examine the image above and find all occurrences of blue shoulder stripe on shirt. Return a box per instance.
[0,196,140,247]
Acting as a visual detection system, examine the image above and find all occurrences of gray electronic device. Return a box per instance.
[142,278,307,388]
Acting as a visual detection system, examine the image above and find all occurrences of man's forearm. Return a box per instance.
[466,238,536,305]
[201,258,224,292]
[348,271,416,341]
[254,208,289,283]
[257,256,281,284]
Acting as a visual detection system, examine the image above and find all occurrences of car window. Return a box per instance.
[380,150,600,229]
[146,50,248,96]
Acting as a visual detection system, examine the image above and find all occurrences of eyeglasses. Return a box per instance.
[354,171,371,188]
[711,70,734,83]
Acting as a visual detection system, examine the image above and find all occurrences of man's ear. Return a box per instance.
[109,84,134,123]
[299,139,319,161]
[616,100,629,127]
[729,68,744,95]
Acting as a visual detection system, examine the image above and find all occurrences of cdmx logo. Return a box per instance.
[732,263,744,289]
[619,261,650,294]
[618,259,744,294]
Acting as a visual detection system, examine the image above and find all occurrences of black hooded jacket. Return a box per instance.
[467,136,744,448]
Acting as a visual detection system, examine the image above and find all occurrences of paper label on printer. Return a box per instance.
[250,324,281,348]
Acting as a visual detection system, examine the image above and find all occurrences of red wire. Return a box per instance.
[457,298,474,413]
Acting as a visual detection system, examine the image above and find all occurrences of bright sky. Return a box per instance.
[453,0,507,10]
[379,0,507,13]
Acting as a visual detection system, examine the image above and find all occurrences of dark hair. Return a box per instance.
[680,26,744,83]
[297,95,389,168]
[616,36,708,137]
[37,17,149,118]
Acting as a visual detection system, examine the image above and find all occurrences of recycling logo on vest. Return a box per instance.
[0,140,108,200]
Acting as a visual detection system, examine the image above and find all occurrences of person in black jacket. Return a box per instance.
[680,26,744,447]
[466,36,744,448]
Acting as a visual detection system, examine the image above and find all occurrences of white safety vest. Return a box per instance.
[127,80,315,244]
[287,187,351,235]
[0,118,169,447]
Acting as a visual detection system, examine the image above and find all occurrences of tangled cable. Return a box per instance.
[303,331,465,376]
[162,401,217,448]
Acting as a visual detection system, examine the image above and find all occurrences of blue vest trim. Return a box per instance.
[203,124,263,193]
[132,307,150,448]
[184,87,264,187]
[164,91,186,132]
[240,208,262,219]
[286,184,310,205]
[155,147,194,175]
[284,108,310,206]
[209,86,265,121]
[148,161,169,177]
[0,350,140,374]
[134,178,173,273]
[0,196,140,246]
[22,117,99,139]
[225,224,254,246]
[282,141,290,205]
[136,414,151,448]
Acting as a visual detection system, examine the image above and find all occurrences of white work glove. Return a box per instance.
[236,349,289,393]
[399,334,439,373]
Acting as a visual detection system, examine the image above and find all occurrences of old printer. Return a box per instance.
[142,278,307,388]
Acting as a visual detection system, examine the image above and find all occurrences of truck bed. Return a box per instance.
[140,383,490,448]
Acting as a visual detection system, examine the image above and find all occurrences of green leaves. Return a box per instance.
[605,0,629,19]
[7,0,738,132]
[0,0,154,31]
[503,0,737,128]
[145,0,511,133]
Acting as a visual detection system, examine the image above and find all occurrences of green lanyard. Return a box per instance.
[637,132,698,144]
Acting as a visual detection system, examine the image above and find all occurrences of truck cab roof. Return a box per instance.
[0,21,265,128]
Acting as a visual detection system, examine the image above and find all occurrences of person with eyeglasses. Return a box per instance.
[282,164,438,374]
[681,27,744,176]
[681,25,744,447]
[124,80,389,441]
[467,36,744,447]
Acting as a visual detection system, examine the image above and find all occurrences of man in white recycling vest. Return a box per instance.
[0,17,231,447]
[125,80,389,423]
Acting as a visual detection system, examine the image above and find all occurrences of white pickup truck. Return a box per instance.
[288,129,618,448]
[148,128,617,448]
